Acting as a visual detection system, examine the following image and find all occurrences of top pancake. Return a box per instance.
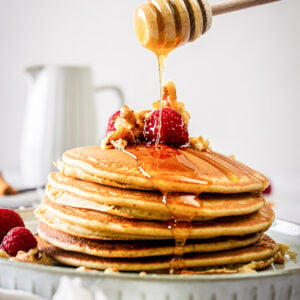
[57,144,269,194]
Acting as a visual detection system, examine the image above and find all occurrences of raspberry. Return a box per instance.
[0,227,37,256]
[263,183,272,195]
[106,110,121,134]
[0,209,25,243]
[144,108,189,147]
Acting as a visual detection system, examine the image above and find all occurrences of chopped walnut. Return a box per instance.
[76,266,98,272]
[238,263,257,273]
[101,81,193,149]
[104,267,120,274]
[101,105,150,149]
[189,136,210,151]
[110,139,128,150]
[10,248,55,265]
[135,109,149,132]
[152,80,190,126]
[287,249,297,260]
[0,249,9,258]
[275,243,293,263]
[278,243,290,256]
[275,252,285,264]
[139,271,147,276]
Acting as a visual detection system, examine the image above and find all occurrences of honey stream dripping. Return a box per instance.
[124,145,207,273]
[134,5,265,272]
[155,54,167,146]
[163,192,201,273]
[136,8,195,269]
[123,145,267,272]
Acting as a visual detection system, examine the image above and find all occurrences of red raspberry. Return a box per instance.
[144,108,189,147]
[0,209,25,243]
[106,110,121,134]
[0,227,37,256]
[263,183,272,195]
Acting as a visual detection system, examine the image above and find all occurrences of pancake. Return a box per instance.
[35,198,274,240]
[38,222,263,258]
[46,172,266,220]
[34,140,279,273]
[37,234,280,272]
[57,144,269,194]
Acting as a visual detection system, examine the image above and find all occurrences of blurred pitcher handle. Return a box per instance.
[94,85,125,108]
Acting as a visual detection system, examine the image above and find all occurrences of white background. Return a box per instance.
[0,0,299,190]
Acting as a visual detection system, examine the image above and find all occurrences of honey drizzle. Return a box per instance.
[126,145,210,190]
[211,151,267,183]
[155,54,167,146]
[124,145,206,273]
[163,192,200,273]
[133,2,210,272]
[184,148,240,183]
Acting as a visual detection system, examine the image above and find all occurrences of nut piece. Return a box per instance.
[152,81,190,126]
[101,81,192,149]
[104,267,120,274]
[76,266,98,272]
[189,136,210,151]
[101,105,150,149]
[10,248,55,265]
[0,249,9,258]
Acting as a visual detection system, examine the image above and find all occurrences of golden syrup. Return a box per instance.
[155,54,167,146]
[211,151,267,184]
[135,2,176,147]
[124,144,208,273]
[133,2,207,272]
[185,147,240,183]
[163,192,201,273]
[125,144,209,191]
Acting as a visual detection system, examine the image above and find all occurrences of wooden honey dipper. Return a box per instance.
[134,0,281,55]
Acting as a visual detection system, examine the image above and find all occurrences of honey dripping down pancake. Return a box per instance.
[46,172,266,221]
[34,0,284,273]
[35,82,280,273]
[37,234,281,272]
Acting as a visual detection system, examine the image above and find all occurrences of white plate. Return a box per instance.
[0,213,299,300]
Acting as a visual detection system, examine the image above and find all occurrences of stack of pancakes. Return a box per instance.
[35,144,280,273]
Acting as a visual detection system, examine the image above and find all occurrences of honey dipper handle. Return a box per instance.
[211,0,280,16]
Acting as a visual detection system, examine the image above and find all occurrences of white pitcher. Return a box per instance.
[20,65,124,187]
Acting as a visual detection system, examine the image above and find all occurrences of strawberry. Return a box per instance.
[143,108,189,147]
[0,227,37,256]
[0,209,25,243]
[106,110,121,134]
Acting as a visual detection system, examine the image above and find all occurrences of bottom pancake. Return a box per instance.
[37,234,279,272]
[38,222,262,258]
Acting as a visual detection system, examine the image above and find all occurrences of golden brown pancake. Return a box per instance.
[37,234,279,272]
[57,145,269,194]
[35,198,274,240]
[34,143,278,273]
[38,222,262,258]
[46,172,266,221]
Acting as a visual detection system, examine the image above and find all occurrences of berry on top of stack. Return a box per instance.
[35,81,284,274]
